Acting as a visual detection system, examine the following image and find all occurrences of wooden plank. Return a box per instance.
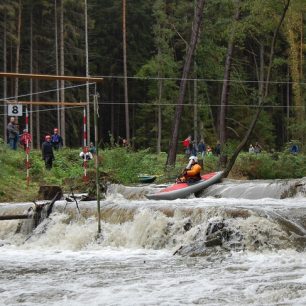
[6,101,87,106]
[0,72,103,83]
[0,215,29,220]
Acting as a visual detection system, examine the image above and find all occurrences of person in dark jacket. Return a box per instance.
[51,128,63,150]
[42,135,55,170]
[7,117,19,150]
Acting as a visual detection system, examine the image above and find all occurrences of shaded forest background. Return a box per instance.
[0,0,305,155]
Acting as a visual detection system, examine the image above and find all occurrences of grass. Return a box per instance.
[1,143,306,202]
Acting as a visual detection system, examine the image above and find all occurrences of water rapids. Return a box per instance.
[0,178,305,305]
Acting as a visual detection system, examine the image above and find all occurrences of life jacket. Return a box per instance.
[186,163,202,181]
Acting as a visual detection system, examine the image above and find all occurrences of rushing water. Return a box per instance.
[0,179,306,305]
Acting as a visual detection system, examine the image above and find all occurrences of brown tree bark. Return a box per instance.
[166,0,206,167]
[3,11,7,143]
[29,11,33,148]
[123,0,130,143]
[60,0,65,146]
[14,1,22,102]
[219,1,241,145]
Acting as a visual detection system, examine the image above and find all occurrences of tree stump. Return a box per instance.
[38,185,63,201]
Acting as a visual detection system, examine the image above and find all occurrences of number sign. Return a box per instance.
[8,104,23,116]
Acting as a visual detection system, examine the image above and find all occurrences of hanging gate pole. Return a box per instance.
[83,107,88,182]
[94,92,101,234]
[25,107,30,187]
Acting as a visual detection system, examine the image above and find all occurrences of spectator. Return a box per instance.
[290,144,299,155]
[249,144,255,153]
[42,135,54,170]
[7,117,19,150]
[108,131,115,147]
[207,146,213,156]
[215,140,221,157]
[19,129,32,151]
[254,142,262,154]
[79,150,93,162]
[182,135,192,156]
[89,142,96,155]
[51,128,63,150]
[191,141,198,156]
[198,139,206,158]
[122,138,128,147]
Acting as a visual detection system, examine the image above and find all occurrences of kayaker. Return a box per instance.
[176,155,202,183]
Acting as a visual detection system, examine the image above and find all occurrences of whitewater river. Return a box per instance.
[0,179,306,305]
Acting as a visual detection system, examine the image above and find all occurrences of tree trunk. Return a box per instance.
[54,0,60,132]
[157,70,163,154]
[223,0,291,178]
[193,62,198,143]
[3,11,7,143]
[29,11,33,148]
[85,0,90,144]
[14,1,22,102]
[122,0,130,143]
[35,79,40,149]
[219,0,240,145]
[60,0,65,146]
[166,0,206,167]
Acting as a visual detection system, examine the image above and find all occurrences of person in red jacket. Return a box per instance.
[182,135,192,156]
[19,129,32,151]
[176,155,202,183]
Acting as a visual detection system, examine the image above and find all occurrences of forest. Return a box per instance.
[0,0,305,163]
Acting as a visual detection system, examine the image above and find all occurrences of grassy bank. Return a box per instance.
[1,144,306,202]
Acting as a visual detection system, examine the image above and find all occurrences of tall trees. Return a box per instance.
[122,0,130,143]
[59,0,65,146]
[285,0,305,141]
[14,0,22,102]
[219,0,241,145]
[166,0,206,167]
[223,0,291,177]
[0,0,305,158]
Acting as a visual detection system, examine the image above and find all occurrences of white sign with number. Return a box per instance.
[8,104,23,116]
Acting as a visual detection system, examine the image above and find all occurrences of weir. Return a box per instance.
[0,178,305,256]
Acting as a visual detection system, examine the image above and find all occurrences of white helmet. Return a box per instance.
[189,155,198,162]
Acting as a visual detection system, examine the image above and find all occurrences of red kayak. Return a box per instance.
[146,171,223,200]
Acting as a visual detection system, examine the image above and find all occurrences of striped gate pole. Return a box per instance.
[25,107,30,187]
[83,107,88,181]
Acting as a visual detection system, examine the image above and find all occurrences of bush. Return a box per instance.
[235,151,306,179]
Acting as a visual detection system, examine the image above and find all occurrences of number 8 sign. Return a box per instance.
[8,104,23,116]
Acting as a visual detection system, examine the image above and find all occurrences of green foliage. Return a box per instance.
[234,152,306,179]
[1,144,306,202]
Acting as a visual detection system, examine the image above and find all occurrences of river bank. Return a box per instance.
[1,145,306,202]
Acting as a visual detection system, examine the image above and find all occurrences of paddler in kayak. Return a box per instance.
[176,155,202,184]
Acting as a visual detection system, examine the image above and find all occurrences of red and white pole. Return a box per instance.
[25,107,30,187]
[83,107,88,181]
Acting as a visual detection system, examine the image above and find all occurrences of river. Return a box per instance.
[0,178,306,305]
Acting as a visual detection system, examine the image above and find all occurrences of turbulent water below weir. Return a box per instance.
[0,179,306,305]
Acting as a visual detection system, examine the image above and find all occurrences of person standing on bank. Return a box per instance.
[7,117,19,150]
[51,128,63,150]
[42,135,55,170]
